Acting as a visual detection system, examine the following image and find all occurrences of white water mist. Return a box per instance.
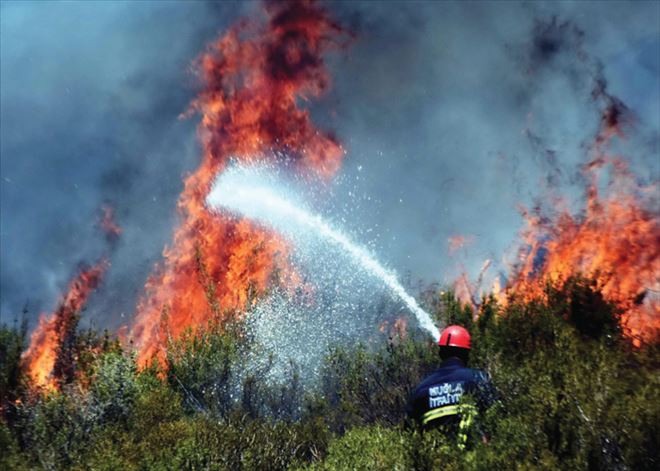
[206,164,440,342]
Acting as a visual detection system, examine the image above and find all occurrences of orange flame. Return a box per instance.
[22,260,109,389]
[503,109,660,346]
[100,205,122,241]
[130,0,348,366]
[453,259,493,309]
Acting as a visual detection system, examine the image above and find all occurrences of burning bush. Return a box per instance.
[21,261,109,391]
[130,0,350,367]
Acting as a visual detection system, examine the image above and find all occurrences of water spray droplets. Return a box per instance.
[206,163,440,343]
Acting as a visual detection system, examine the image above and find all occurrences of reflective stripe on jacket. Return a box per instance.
[407,357,495,446]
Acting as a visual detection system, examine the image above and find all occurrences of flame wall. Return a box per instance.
[505,111,660,345]
[130,0,348,365]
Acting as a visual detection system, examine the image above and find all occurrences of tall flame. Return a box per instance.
[22,260,109,389]
[130,0,348,365]
[503,106,660,346]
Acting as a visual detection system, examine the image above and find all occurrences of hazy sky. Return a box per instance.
[1,1,658,331]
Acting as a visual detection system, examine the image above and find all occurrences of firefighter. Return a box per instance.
[407,325,495,448]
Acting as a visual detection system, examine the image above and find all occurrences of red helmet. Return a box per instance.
[438,325,471,349]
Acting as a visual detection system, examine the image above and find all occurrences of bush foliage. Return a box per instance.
[1,278,658,470]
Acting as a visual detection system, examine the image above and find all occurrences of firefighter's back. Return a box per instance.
[409,357,485,429]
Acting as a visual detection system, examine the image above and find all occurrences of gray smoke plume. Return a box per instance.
[1,1,658,336]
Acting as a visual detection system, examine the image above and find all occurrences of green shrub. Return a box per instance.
[0,420,29,471]
[320,337,437,430]
[304,425,413,471]
[1,278,657,470]
[0,319,27,424]
[165,318,243,417]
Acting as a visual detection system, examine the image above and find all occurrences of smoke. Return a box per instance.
[321,1,659,286]
[0,1,252,327]
[1,1,658,339]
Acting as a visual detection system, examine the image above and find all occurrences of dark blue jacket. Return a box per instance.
[408,357,495,430]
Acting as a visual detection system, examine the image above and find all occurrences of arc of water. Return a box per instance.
[207,166,440,342]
